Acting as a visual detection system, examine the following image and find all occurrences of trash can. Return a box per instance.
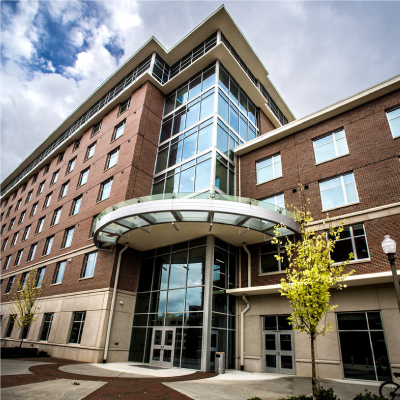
[215,352,225,374]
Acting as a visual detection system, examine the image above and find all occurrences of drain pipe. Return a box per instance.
[243,243,251,287]
[103,244,129,363]
[240,295,250,370]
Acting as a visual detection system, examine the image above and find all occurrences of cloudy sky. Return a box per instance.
[1,1,400,183]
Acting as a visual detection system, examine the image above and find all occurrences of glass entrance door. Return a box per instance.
[263,315,295,374]
[150,327,175,368]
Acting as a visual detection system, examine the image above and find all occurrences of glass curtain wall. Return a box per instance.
[152,61,259,197]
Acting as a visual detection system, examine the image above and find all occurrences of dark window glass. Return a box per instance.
[40,313,54,341]
[69,312,86,344]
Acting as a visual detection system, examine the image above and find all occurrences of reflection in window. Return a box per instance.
[313,129,349,164]
[257,154,282,184]
[331,224,369,262]
[319,173,358,210]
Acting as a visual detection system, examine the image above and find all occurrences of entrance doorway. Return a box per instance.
[262,315,295,374]
[150,327,176,368]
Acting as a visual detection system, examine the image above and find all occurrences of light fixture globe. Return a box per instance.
[381,235,396,255]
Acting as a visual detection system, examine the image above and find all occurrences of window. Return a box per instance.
[331,224,370,263]
[319,173,359,210]
[25,190,33,204]
[40,313,54,341]
[77,168,89,187]
[3,198,9,207]
[98,178,113,202]
[20,272,28,290]
[66,157,76,174]
[51,207,62,226]
[1,224,5,235]
[62,227,74,248]
[14,249,23,266]
[0,212,3,222]
[89,214,98,238]
[50,170,59,186]
[262,193,285,211]
[82,251,98,278]
[91,121,102,137]
[57,153,64,164]
[6,314,15,337]
[43,164,50,175]
[85,142,96,160]
[6,277,15,294]
[70,196,82,216]
[6,206,12,218]
[105,147,119,170]
[21,183,27,193]
[118,98,130,115]
[111,120,125,141]
[42,236,54,256]
[18,211,26,225]
[36,217,45,234]
[59,182,69,199]
[22,225,31,241]
[1,237,8,252]
[313,129,349,164]
[27,243,37,262]
[257,154,282,184]
[32,174,38,184]
[12,192,17,200]
[260,238,291,274]
[15,199,22,212]
[53,260,66,284]
[73,137,81,152]
[11,231,19,247]
[387,107,400,138]
[30,202,38,217]
[8,218,15,231]
[3,255,11,271]
[69,311,86,344]
[43,192,52,209]
[37,181,45,195]
[36,267,45,287]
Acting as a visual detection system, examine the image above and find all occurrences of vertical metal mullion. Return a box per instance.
[365,311,379,380]
[341,175,348,204]
[332,132,339,157]
[349,226,357,260]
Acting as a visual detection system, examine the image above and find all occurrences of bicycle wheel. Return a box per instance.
[380,381,400,400]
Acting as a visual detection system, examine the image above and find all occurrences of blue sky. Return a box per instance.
[1,1,400,182]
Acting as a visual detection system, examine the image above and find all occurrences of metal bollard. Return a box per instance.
[215,352,225,374]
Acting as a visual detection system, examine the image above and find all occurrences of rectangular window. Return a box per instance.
[36,217,45,234]
[91,121,102,137]
[112,120,125,141]
[42,236,54,256]
[37,181,45,195]
[36,267,45,287]
[85,142,96,161]
[51,207,62,226]
[27,243,37,262]
[18,211,26,225]
[12,192,17,200]
[20,272,28,290]
[21,183,27,193]
[6,206,12,218]
[319,173,359,210]
[82,251,98,278]
[53,260,66,284]
[22,225,31,241]
[6,314,15,336]
[32,174,38,184]
[43,164,50,175]
[62,227,75,248]
[57,153,64,164]
[30,202,38,217]
[3,255,11,271]
[0,224,5,236]
[105,147,119,170]
[6,277,15,294]
[50,170,59,186]
[14,249,23,266]
[387,107,400,138]
[11,231,19,247]
[313,129,349,164]
[331,224,370,263]
[78,168,90,187]
[70,196,82,216]
[89,214,98,238]
[8,218,15,231]
[262,193,285,211]
[118,98,130,115]
[98,178,113,202]
[59,182,69,199]
[40,313,54,341]
[1,237,8,252]
[257,154,282,184]
[66,157,76,174]
[73,137,81,152]
[69,311,86,344]
[15,199,22,211]
[43,192,52,209]
[260,239,290,274]
[2,198,9,207]
[25,190,33,204]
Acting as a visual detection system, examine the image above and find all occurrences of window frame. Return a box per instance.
[386,106,400,138]
[77,168,90,187]
[22,225,31,241]
[111,120,126,142]
[6,206,12,218]
[14,249,23,266]
[313,129,349,164]
[81,251,98,278]
[66,157,76,175]
[37,181,46,196]
[97,178,113,202]
[50,170,60,186]
[105,147,120,170]
[260,237,293,275]
[39,313,54,341]
[3,255,12,270]
[72,137,82,152]
[42,236,54,256]
[69,311,86,344]
[256,154,282,184]
[43,192,52,209]
[27,243,37,262]
[59,181,69,199]
[5,277,15,294]
[18,210,26,225]
[91,121,102,138]
[36,267,45,287]
[118,98,130,116]
[61,226,75,249]
[85,142,96,161]
[43,164,50,175]
[36,217,46,234]
[57,153,64,164]
[25,190,33,204]
[8,218,15,231]
[70,196,83,216]
[53,260,66,284]
[15,198,22,212]
[51,207,62,226]
[1,237,8,252]
[30,202,38,217]
[10,231,19,247]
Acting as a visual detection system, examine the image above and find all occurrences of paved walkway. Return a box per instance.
[0,358,382,400]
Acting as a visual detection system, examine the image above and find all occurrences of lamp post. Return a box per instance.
[381,235,400,313]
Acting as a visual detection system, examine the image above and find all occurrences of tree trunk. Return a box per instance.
[19,337,24,349]
[311,332,317,400]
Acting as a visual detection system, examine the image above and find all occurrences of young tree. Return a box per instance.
[275,202,354,400]
[7,269,43,349]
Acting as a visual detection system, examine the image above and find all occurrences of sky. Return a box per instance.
[1,1,400,183]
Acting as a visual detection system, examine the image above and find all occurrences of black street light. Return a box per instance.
[381,235,400,313]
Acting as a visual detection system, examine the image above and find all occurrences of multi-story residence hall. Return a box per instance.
[1,6,399,381]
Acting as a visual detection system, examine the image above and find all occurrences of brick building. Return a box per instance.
[1,6,399,381]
